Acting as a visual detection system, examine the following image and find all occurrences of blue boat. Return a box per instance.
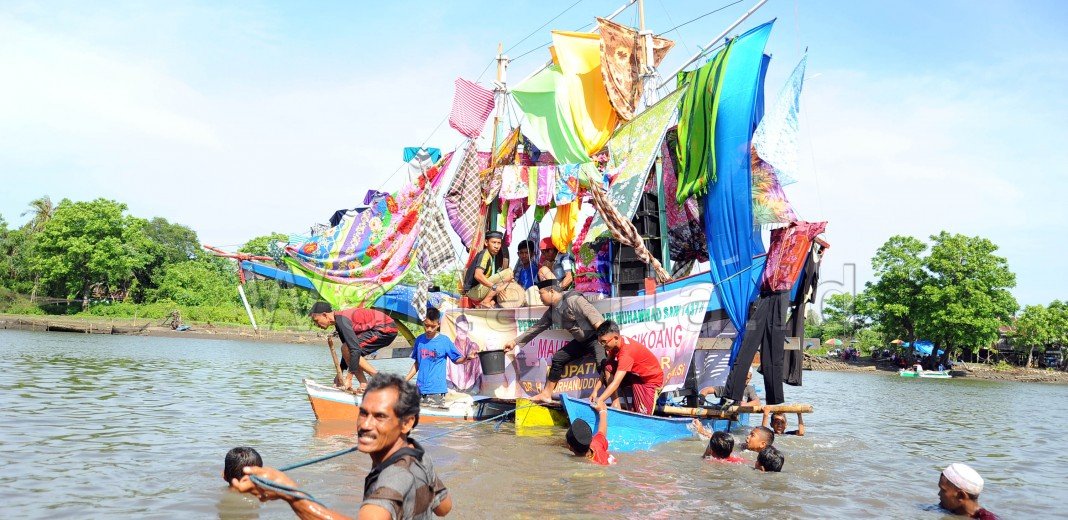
[560,394,749,452]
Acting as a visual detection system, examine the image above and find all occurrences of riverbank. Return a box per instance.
[0,313,326,345]
[803,353,1068,385]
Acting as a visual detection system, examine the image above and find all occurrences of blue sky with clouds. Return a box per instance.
[1,0,1065,306]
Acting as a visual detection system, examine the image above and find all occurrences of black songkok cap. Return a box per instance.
[309,301,333,315]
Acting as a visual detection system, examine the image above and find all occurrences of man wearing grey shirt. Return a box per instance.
[232,374,452,519]
[504,278,605,403]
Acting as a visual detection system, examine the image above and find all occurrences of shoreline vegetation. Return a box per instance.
[4,312,1064,385]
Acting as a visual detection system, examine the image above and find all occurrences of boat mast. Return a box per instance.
[656,0,769,90]
[486,43,509,233]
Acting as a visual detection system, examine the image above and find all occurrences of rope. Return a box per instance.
[245,404,538,507]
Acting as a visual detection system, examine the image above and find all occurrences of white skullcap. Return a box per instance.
[942,463,984,496]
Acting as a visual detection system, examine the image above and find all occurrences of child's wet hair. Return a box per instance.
[224,447,262,483]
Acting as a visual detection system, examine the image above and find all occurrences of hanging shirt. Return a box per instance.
[762,221,827,292]
[608,337,665,387]
[411,334,464,395]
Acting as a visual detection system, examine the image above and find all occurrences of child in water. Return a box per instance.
[704,431,747,464]
[755,446,784,472]
[565,401,615,465]
[223,447,262,488]
[745,426,775,453]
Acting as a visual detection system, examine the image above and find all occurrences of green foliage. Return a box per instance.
[151,259,238,306]
[239,233,288,257]
[864,235,927,342]
[127,217,201,302]
[0,286,44,314]
[821,292,868,341]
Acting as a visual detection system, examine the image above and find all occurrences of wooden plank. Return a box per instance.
[659,403,813,419]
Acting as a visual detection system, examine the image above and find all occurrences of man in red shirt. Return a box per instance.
[309,301,398,393]
[590,320,665,415]
[565,401,615,466]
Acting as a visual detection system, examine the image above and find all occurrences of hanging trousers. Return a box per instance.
[725,291,788,405]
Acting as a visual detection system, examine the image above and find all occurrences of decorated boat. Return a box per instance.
[303,378,513,423]
[899,369,953,379]
[561,394,747,452]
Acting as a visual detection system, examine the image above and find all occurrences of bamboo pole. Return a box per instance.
[659,403,813,418]
[327,336,343,385]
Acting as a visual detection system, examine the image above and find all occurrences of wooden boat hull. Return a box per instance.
[303,379,512,423]
[561,394,748,452]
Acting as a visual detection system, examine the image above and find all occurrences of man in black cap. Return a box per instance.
[309,301,398,393]
[565,401,614,465]
[463,230,515,307]
[502,278,605,403]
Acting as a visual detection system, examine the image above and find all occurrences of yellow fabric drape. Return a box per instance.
[551,199,581,253]
[550,31,619,156]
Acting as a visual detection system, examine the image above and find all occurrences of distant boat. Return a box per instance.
[560,394,748,452]
[303,379,512,423]
[898,368,952,379]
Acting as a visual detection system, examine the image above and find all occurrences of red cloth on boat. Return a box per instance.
[335,308,396,334]
[589,432,615,466]
[761,220,827,292]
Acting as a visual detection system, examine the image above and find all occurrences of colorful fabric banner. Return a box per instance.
[596,17,675,121]
[417,201,456,275]
[584,86,686,242]
[551,199,580,253]
[662,135,708,262]
[753,54,807,186]
[284,160,447,308]
[551,30,620,156]
[438,284,711,399]
[499,165,529,200]
[449,78,495,139]
[444,142,487,248]
[675,39,734,204]
[512,65,589,164]
[701,22,774,365]
[555,164,578,204]
[536,165,556,205]
[752,145,798,225]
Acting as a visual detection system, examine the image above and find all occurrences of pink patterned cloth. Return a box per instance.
[763,221,827,292]
[537,165,556,206]
[449,78,495,138]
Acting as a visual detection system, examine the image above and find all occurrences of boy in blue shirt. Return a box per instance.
[405,307,479,406]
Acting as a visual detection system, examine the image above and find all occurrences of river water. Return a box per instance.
[2,329,1065,519]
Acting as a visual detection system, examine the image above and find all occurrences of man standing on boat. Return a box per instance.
[309,301,398,393]
[463,231,514,307]
[502,278,605,404]
[590,320,665,415]
[233,373,454,519]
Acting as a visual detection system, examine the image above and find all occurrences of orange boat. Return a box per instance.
[303,379,514,423]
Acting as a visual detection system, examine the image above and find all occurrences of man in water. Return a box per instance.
[763,411,805,437]
[699,369,761,407]
[502,278,605,403]
[938,463,998,519]
[310,301,397,393]
[405,307,478,406]
[565,401,614,465]
[463,230,515,307]
[233,374,454,519]
[590,320,664,415]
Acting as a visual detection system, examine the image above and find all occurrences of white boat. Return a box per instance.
[303,378,513,423]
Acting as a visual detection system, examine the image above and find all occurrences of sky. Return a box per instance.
[1,0,1065,307]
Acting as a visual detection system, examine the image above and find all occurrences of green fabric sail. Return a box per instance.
[512,65,590,164]
[675,41,734,204]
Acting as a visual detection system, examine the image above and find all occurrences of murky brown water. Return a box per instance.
[2,329,1065,518]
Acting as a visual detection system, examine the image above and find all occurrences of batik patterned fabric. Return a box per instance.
[537,165,556,205]
[675,40,734,204]
[584,87,686,243]
[512,65,589,164]
[555,164,579,204]
[551,30,620,156]
[445,142,486,248]
[285,161,447,309]
[662,136,708,262]
[499,165,529,200]
[418,200,456,275]
[596,17,675,121]
[449,78,495,139]
[762,220,826,292]
[587,179,671,282]
[752,54,807,186]
[751,145,798,226]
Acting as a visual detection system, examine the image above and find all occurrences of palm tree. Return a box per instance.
[21,196,53,302]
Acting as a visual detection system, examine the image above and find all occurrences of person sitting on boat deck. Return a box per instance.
[755,446,784,473]
[502,278,606,404]
[233,373,454,519]
[938,463,999,519]
[590,320,665,415]
[745,426,775,454]
[514,239,538,290]
[223,447,262,488]
[763,411,805,437]
[537,237,574,290]
[565,401,615,465]
[309,301,397,393]
[699,369,761,407]
[405,307,478,407]
[463,231,515,308]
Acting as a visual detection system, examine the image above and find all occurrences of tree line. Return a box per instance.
[0,196,313,327]
[807,233,1066,369]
